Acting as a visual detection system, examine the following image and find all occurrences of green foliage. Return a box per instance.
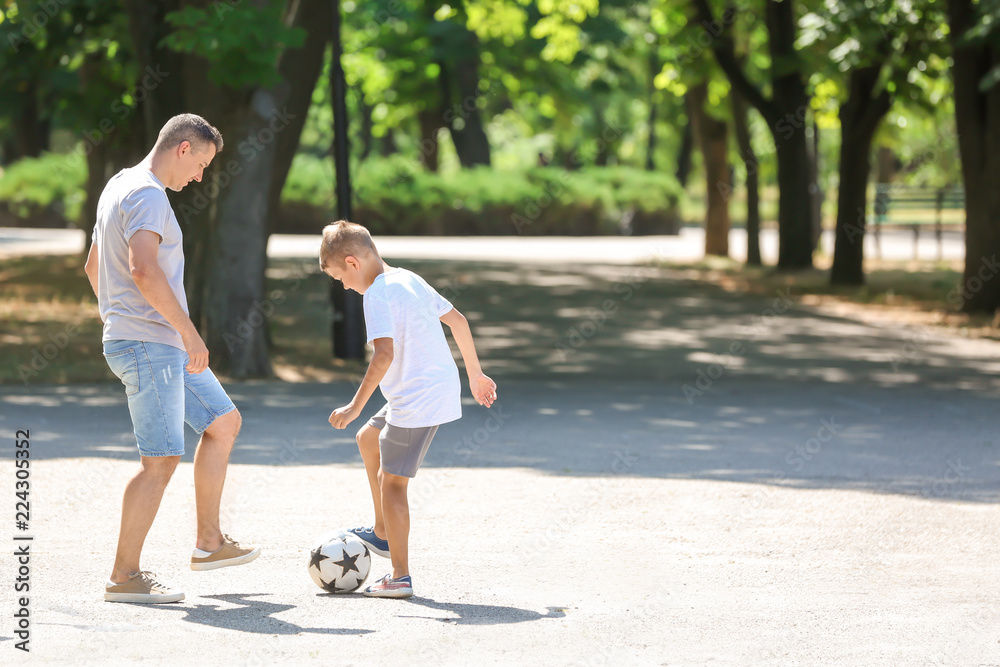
[163,1,305,88]
[0,152,86,220]
[279,154,684,235]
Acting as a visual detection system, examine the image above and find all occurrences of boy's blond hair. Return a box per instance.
[319,220,379,269]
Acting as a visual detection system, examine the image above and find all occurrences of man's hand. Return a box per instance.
[182,329,209,374]
[470,373,497,408]
[329,403,362,430]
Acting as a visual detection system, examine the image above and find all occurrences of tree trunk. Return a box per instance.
[203,93,285,378]
[675,103,694,187]
[380,128,397,156]
[731,85,761,265]
[10,77,49,160]
[359,97,374,160]
[948,0,1000,314]
[692,0,814,270]
[418,109,441,172]
[688,83,730,257]
[646,46,658,172]
[831,65,892,285]
[267,0,333,234]
[808,119,823,250]
[439,27,490,168]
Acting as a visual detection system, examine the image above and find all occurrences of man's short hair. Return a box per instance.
[319,220,379,269]
[156,114,223,154]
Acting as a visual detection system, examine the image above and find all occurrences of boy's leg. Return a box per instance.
[110,455,180,582]
[357,423,387,539]
[378,469,410,578]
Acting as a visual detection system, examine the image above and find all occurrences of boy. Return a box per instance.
[320,220,497,598]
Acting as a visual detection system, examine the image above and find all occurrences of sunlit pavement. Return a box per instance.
[2,249,998,664]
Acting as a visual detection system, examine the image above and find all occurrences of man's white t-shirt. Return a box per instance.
[363,267,461,428]
[93,167,187,350]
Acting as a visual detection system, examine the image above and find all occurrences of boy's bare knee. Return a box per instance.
[379,469,409,490]
[357,426,379,452]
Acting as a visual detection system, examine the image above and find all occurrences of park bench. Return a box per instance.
[871,184,965,260]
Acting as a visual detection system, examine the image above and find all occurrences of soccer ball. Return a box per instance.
[308,532,371,594]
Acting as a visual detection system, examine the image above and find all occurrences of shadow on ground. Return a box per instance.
[4,258,1000,503]
[399,598,566,625]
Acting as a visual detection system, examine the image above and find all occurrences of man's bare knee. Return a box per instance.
[139,455,180,483]
[205,408,241,441]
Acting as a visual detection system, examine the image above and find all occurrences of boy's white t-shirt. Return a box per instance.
[363,267,462,428]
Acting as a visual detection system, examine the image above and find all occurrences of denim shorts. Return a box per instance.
[367,404,439,478]
[103,340,237,457]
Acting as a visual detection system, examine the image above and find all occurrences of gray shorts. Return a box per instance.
[367,404,439,478]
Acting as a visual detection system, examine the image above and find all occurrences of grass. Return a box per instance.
[1,252,997,385]
[661,255,1000,338]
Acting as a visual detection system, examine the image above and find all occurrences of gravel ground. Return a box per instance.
[1,255,998,666]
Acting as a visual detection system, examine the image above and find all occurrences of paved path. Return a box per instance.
[0,249,997,665]
[0,226,968,263]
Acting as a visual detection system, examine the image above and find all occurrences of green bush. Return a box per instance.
[281,154,684,236]
[0,151,684,236]
[0,152,86,222]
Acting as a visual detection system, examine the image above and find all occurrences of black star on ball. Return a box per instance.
[334,550,361,576]
[309,547,328,570]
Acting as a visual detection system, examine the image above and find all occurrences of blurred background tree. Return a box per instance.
[2,0,999,376]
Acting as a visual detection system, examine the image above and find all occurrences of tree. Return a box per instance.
[948,0,1000,313]
[128,0,308,378]
[824,0,946,285]
[692,0,814,269]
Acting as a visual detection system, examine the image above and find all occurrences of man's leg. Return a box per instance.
[357,424,387,540]
[110,455,180,583]
[378,469,410,578]
[193,409,241,552]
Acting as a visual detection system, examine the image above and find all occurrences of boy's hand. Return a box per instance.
[329,404,361,429]
[470,373,498,408]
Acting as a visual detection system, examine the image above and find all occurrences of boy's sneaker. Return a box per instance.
[190,534,261,571]
[363,573,413,598]
[105,571,184,604]
[348,526,390,558]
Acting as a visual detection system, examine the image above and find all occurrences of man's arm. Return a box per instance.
[329,337,394,429]
[84,242,99,296]
[440,307,497,407]
[128,230,209,373]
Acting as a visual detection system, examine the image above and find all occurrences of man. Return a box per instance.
[84,114,260,604]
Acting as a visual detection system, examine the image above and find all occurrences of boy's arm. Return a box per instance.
[440,307,497,408]
[329,337,394,429]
